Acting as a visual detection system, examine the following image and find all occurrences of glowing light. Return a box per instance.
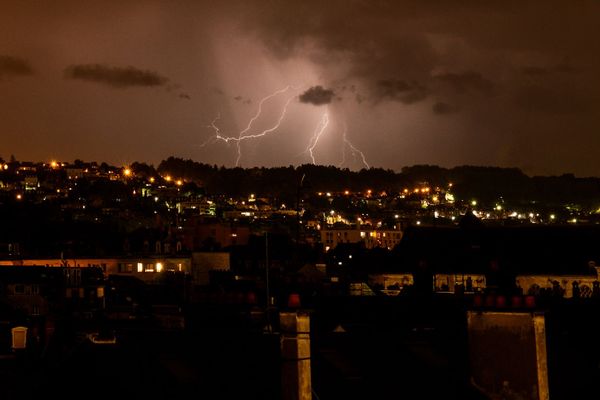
[149,177,155,183]
[305,112,330,164]
[137,263,143,273]
[416,221,421,225]
[16,194,22,200]
[123,168,132,177]
[550,214,556,220]
[165,175,172,182]
[205,86,298,166]
[339,123,369,169]
[2,164,7,170]
[344,190,350,195]
[471,200,477,206]
[176,180,183,186]
[50,161,58,168]
[156,262,163,273]
[496,205,502,211]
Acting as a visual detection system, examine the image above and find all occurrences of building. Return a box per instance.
[191,252,230,286]
[0,256,192,283]
[183,218,250,250]
[321,224,403,250]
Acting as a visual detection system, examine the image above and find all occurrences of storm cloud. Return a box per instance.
[0,55,33,79]
[1,1,600,176]
[376,80,429,104]
[64,64,169,88]
[432,102,459,115]
[434,72,494,96]
[299,86,335,105]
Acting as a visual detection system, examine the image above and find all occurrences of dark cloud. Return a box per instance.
[179,93,191,100]
[234,95,252,104]
[434,72,494,96]
[555,60,577,74]
[515,85,596,115]
[432,101,459,115]
[0,55,33,79]
[376,80,428,104]
[64,64,169,88]
[522,60,578,77]
[299,85,336,105]
[521,66,549,76]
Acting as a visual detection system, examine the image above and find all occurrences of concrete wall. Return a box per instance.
[467,311,549,400]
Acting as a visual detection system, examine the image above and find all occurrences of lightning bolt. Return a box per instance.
[305,112,330,165]
[204,86,296,166]
[340,123,370,169]
[200,113,224,147]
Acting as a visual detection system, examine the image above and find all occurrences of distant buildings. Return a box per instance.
[321,224,403,250]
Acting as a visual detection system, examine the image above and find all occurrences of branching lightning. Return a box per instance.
[203,85,368,169]
[340,123,370,169]
[305,112,330,165]
[203,86,295,166]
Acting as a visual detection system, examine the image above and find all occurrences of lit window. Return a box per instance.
[137,262,143,272]
[156,262,163,273]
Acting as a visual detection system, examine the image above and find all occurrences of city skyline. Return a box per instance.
[1,1,599,175]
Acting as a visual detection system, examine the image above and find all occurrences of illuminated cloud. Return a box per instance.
[0,55,33,79]
[64,64,169,88]
[299,86,336,105]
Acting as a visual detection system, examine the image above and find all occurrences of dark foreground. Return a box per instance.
[2,296,599,399]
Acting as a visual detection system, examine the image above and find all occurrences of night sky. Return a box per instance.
[1,1,599,175]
